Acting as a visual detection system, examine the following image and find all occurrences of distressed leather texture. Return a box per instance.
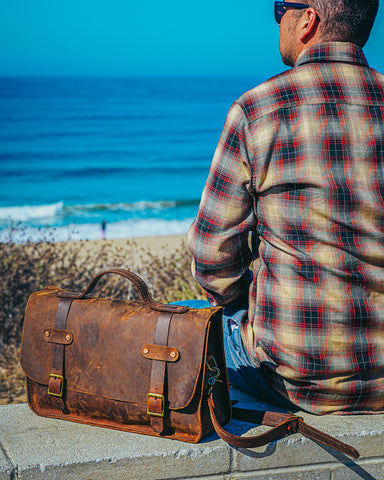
[20,276,231,443]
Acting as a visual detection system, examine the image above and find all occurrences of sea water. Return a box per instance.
[0,76,261,242]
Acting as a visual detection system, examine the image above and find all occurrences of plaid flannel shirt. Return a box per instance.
[188,42,384,414]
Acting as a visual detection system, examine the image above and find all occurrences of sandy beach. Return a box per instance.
[75,233,187,258]
[59,233,189,269]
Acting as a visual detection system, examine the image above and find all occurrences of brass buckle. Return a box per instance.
[289,411,304,421]
[147,393,165,417]
[48,374,64,398]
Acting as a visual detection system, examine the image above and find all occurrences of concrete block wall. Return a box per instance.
[1,389,384,479]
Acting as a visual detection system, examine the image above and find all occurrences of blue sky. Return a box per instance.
[0,0,383,77]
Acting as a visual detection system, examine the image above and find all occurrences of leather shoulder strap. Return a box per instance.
[208,396,359,459]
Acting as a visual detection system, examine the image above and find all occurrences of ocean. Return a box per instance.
[0,76,261,242]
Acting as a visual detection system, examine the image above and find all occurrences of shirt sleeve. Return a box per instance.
[187,101,256,306]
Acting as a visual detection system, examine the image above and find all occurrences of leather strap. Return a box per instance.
[208,396,360,459]
[47,298,73,410]
[148,312,173,434]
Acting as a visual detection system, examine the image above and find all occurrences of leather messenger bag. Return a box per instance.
[20,268,359,458]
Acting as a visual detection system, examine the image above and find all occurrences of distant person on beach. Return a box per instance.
[188,0,384,414]
[101,220,106,239]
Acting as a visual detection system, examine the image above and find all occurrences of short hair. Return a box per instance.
[310,0,379,46]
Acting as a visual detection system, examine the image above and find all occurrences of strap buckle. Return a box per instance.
[147,393,165,417]
[48,374,64,398]
[289,411,304,421]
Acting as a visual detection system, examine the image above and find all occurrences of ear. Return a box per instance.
[299,7,319,43]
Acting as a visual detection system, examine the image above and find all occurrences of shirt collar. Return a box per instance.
[295,42,369,68]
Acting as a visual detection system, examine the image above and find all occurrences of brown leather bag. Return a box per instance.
[20,269,359,458]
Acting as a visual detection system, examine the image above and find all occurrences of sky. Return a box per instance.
[0,0,384,78]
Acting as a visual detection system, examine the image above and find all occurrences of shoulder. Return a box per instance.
[236,62,384,125]
[367,67,384,86]
[235,68,301,124]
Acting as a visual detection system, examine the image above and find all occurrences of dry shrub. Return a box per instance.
[0,236,205,404]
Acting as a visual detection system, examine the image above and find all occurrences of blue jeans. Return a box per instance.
[171,300,295,409]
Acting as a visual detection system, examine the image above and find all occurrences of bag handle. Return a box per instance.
[208,396,360,458]
[56,268,189,314]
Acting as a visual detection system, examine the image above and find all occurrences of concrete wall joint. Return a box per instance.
[0,439,16,480]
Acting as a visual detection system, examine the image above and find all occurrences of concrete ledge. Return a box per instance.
[1,389,384,480]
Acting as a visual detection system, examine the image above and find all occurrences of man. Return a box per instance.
[188,0,384,414]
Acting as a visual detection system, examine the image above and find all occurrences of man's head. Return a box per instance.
[278,0,379,67]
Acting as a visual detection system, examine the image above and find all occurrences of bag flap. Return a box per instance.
[21,287,222,410]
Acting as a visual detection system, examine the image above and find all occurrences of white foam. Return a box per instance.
[0,200,188,226]
[0,202,64,222]
[66,200,177,214]
[0,218,193,243]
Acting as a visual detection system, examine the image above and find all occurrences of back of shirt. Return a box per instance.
[239,42,384,413]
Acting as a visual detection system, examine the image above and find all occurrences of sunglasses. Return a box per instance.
[274,1,310,24]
